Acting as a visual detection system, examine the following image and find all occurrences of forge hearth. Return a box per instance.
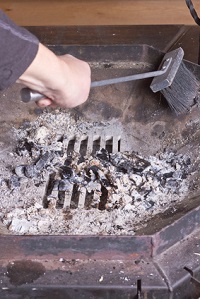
[0,25,200,299]
[0,111,193,236]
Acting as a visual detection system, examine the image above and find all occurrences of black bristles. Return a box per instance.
[161,62,199,115]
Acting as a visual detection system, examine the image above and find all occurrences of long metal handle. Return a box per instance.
[20,58,171,103]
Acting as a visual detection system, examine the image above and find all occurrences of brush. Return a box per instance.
[150,47,199,115]
[20,47,199,115]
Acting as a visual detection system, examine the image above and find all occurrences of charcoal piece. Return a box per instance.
[88,165,99,175]
[24,140,35,154]
[15,145,28,157]
[14,165,26,178]
[34,108,43,115]
[165,179,179,188]
[54,150,64,157]
[110,152,150,174]
[24,141,35,154]
[9,175,20,189]
[35,152,50,171]
[87,165,99,180]
[184,157,191,166]
[136,198,142,202]
[77,156,85,164]
[71,175,85,184]
[64,157,73,166]
[145,200,155,210]
[139,187,152,198]
[59,180,72,191]
[115,162,133,174]
[24,165,37,178]
[160,178,166,188]
[100,178,110,188]
[181,171,188,179]
[0,178,3,187]
[58,191,65,202]
[96,148,110,162]
[170,159,177,168]
[61,166,74,179]
[116,225,123,230]
[163,172,174,179]
[16,140,36,157]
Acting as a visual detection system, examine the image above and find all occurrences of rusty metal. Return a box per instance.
[1,25,200,299]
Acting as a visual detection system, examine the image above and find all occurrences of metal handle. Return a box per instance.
[20,57,172,103]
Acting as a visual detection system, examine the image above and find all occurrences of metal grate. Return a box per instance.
[44,133,121,210]
[64,134,121,156]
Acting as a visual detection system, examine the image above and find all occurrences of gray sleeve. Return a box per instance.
[0,10,39,90]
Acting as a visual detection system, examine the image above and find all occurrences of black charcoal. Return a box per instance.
[9,175,20,189]
[35,152,51,171]
[64,157,73,166]
[145,200,155,210]
[59,180,72,191]
[61,166,74,179]
[24,165,37,178]
[96,148,110,162]
[110,152,150,173]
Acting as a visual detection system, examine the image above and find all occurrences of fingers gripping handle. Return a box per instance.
[20,88,45,103]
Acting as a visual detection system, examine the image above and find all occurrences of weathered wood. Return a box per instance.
[0,0,199,26]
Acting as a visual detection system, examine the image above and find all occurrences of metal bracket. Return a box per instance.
[184,266,200,291]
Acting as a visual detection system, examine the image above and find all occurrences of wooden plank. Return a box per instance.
[0,0,199,26]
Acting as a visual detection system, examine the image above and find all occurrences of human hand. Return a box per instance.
[17,43,91,109]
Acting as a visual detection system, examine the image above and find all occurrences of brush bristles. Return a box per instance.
[161,62,199,115]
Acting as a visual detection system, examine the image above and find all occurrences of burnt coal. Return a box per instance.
[87,165,99,180]
[64,157,73,166]
[58,180,73,192]
[11,144,191,215]
[61,166,74,179]
[77,156,85,164]
[162,172,174,179]
[110,152,151,173]
[35,152,51,171]
[16,140,36,157]
[9,175,20,189]
[96,148,110,162]
[145,200,155,210]
[24,165,37,178]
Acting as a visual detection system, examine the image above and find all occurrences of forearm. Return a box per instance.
[0,10,39,90]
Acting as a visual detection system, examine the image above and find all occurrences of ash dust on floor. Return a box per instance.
[0,109,194,236]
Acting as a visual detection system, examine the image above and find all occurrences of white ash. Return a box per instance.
[0,110,192,235]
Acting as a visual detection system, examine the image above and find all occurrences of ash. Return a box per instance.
[0,110,191,235]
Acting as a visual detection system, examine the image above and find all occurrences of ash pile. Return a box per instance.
[0,110,192,235]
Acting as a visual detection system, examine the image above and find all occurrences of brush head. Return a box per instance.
[150,47,199,115]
